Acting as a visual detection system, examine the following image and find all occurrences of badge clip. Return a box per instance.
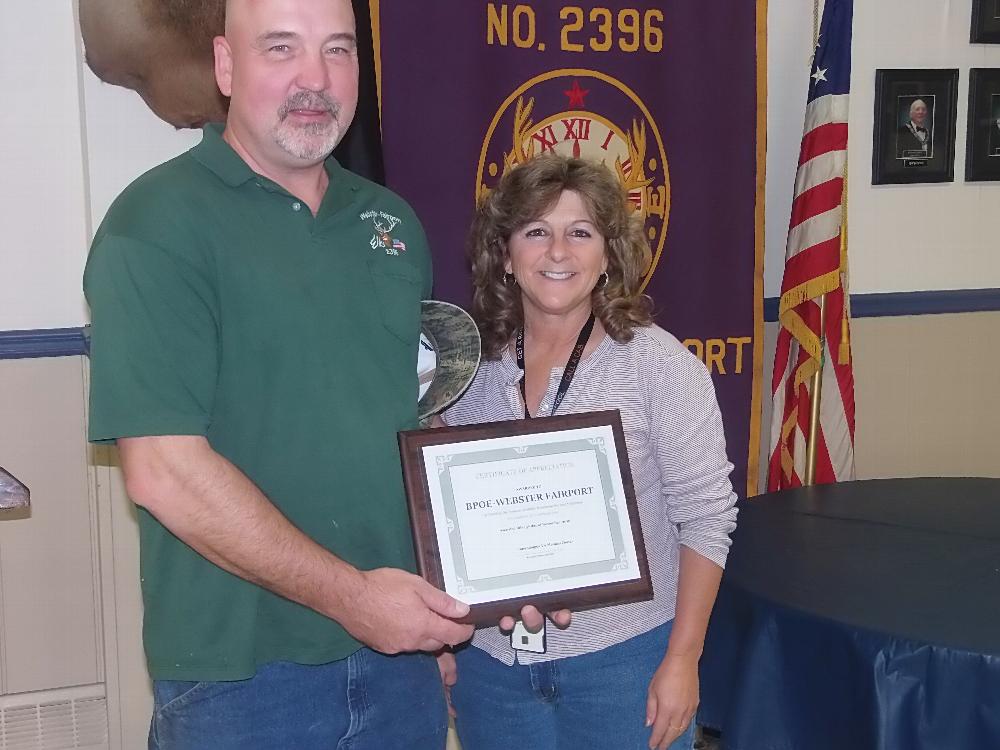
[510,619,546,654]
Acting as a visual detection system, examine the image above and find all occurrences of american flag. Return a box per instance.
[767,0,856,490]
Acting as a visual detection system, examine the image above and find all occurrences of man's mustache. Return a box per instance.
[279,92,339,120]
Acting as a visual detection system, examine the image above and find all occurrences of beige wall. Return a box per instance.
[757,312,1000,493]
[0,357,100,694]
[0,357,112,747]
[852,312,1000,479]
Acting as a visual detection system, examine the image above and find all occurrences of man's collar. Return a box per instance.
[192,124,257,187]
[191,123,347,189]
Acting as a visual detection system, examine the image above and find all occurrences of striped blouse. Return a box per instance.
[442,324,738,665]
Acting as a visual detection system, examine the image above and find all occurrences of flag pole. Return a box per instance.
[804,158,849,485]
[802,0,824,487]
[804,296,825,486]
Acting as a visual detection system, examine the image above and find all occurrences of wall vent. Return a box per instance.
[0,685,108,750]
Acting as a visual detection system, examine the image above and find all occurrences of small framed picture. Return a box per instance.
[965,69,1000,181]
[872,69,959,185]
[971,0,1000,44]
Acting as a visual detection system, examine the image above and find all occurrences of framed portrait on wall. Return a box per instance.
[965,69,1000,181]
[971,0,1000,43]
[872,69,959,185]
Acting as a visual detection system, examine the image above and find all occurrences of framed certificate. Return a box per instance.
[398,410,652,625]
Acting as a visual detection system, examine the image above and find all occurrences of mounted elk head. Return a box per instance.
[79,0,228,128]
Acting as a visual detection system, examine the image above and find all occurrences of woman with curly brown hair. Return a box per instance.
[439,153,738,750]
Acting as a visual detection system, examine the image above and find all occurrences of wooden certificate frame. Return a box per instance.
[398,410,652,625]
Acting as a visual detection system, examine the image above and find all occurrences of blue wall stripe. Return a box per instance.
[1,289,998,359]
[0,327,89,359]
[850,289,1000,318]
[764,297,779,322]
[764,288,1000,322]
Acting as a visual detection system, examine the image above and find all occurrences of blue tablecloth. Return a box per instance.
[698,478,1000,749]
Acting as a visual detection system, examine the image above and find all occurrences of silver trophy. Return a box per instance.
[0,466,29,510]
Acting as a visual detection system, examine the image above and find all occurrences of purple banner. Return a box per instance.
[376,1,764,496]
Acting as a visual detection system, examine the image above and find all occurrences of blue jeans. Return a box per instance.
[451,622,696,750]
[149,650,447,749]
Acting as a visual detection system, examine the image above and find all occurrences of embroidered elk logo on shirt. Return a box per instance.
[360,210,407,256]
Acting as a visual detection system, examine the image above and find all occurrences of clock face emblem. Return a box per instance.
[476,69,670,289]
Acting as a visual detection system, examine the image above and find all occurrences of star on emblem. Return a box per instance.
[564,80,590,108]
[811,67,828,84]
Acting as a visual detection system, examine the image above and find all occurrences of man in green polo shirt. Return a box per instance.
[83,0,473,747]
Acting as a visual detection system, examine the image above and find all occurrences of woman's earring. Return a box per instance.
[597,272,609,289]
[504,272,517,286]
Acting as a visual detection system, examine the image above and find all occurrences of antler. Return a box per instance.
[615,119,654,216]
[503,96,537,172]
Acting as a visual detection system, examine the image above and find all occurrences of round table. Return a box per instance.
[697,477,1000,750]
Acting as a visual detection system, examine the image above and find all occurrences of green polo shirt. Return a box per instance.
[84,125,431,681]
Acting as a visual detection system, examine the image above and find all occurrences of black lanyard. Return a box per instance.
[515,313,596,419]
